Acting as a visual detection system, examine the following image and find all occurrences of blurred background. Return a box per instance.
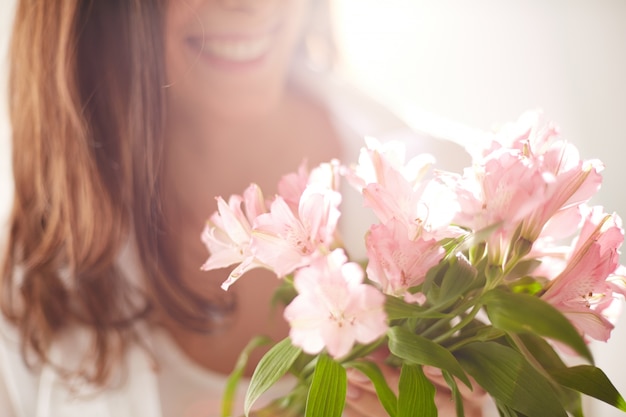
[1,1,625,415]
[330,2,626,414]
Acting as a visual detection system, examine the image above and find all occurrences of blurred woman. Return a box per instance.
[0,1,478,416]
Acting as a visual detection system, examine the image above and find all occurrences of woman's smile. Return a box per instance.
[185,26,279,68]
[165,0,309,119]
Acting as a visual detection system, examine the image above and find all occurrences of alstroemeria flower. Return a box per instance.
[347,137,458,240]
[278,159,342,213]
[277,160,310,212]
[454,150,546,231]
[541,206,626,341]
[479,111,603,244]
[284,249,388,358]
[251,185,342,277]
[347,136,435,192]
[365,218,444,301]
[201,184,269,290]
[481,110,558,157]
[447,148,547,264]
[520,140,603,242]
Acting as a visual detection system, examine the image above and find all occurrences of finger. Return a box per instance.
[346,364,400,394]
[344,384,389,417]
[424,365,487,402]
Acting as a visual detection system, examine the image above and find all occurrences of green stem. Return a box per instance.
[444,326,505,352]
[419,296,477,339]
[432,303,483,344]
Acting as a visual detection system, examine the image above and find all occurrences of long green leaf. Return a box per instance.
[244,338,302,416]
[512,333,583,416]
[442,370,464,417]
[514,332,566,370]
[388,326,471,388]
[222,336,272,417]
[429,253,478,308]
[456,341,567,417]
[482,289,593,363]
[345,361,397,417]
[495,401,523,417]
[397,364,436,417]
[549,365,626,412]
[305,355,346,417]
[385,295,450,320]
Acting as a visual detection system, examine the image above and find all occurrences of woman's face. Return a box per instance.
[165,0,311,122]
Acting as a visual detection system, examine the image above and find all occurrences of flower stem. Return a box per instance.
[432,303,483,344]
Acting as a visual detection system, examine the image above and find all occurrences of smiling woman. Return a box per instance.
[4,1,622,416]
[0,0,480,416]
[164,0,310,119]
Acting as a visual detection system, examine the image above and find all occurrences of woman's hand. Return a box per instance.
[344,359,486,417]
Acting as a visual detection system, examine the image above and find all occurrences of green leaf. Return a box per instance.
[345,361,397,417]
[548,365,626,412]
[385,295,450,320]
[473,326,506,343]
[388,326,471,388]
[511,334,583,416]
[430,253,478,307]
[222,336,272,417]
[509,274,544,295]
[514,332,566,370]
[244,338,302,416]
[397,364,436,417]
[482,289,593,363]
[456,341,567,417]
[305,354,347,417]
[495,401,524,417]
[506,259,541,282]
[442,370,465,417]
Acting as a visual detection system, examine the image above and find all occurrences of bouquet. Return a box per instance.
[201,111,626,417]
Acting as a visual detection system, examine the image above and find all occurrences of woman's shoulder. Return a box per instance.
[0,317,164,417]
[0,311,38,417]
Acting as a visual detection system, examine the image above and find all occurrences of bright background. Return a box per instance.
[331,2,626,416]
[1,1,625,415]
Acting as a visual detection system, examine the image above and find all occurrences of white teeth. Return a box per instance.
[202,36,271,62]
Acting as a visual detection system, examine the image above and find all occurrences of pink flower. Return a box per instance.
[457,151,546,230]
[284,250,388,358]
[347,137,435,192]
[277,160,310,212]
[541,207,626,341]
[201,184,269,290]
[482,110,558,157]
[278,159,341,213]
[251,186,342,277]
[480,111,603,244]
[347,137,458,241]
[365,218,444,300]
[520,141,603,242]
[449,149,547,262]
[451,112,603,265]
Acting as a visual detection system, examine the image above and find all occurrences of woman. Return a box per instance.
[0,1,482,416]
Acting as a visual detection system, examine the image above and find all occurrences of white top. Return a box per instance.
[0,67,474,417]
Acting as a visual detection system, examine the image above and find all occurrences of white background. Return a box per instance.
[331,3,626,414]
[1,1,625,415]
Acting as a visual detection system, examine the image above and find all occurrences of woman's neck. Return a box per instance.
[157,85,342,375]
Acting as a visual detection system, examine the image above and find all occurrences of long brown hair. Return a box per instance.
[1,0,336,387]
[0,0,206,386]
